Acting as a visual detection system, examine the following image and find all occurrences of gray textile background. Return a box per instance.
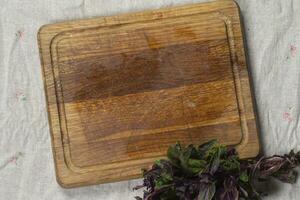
[1,0,300,199]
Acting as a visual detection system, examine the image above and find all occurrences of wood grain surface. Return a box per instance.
[38,0,260,188]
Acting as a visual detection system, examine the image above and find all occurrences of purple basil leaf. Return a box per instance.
[133,185,145,191]
[258,156,286,178]
[197,183,216,200]
[210,149,222,174]
[226,148,237,157]
[217,177,239,200]
[217,186,239,200]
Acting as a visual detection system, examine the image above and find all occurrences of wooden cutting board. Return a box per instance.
[38,0,259,188]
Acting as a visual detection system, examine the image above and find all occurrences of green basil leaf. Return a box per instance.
[239,171,249,183]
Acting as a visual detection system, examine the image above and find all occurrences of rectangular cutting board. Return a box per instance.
[38,0,259,188]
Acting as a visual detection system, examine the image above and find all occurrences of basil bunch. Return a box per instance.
[134,140,300,200]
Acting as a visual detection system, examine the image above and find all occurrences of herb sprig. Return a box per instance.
[134,140,300,200]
